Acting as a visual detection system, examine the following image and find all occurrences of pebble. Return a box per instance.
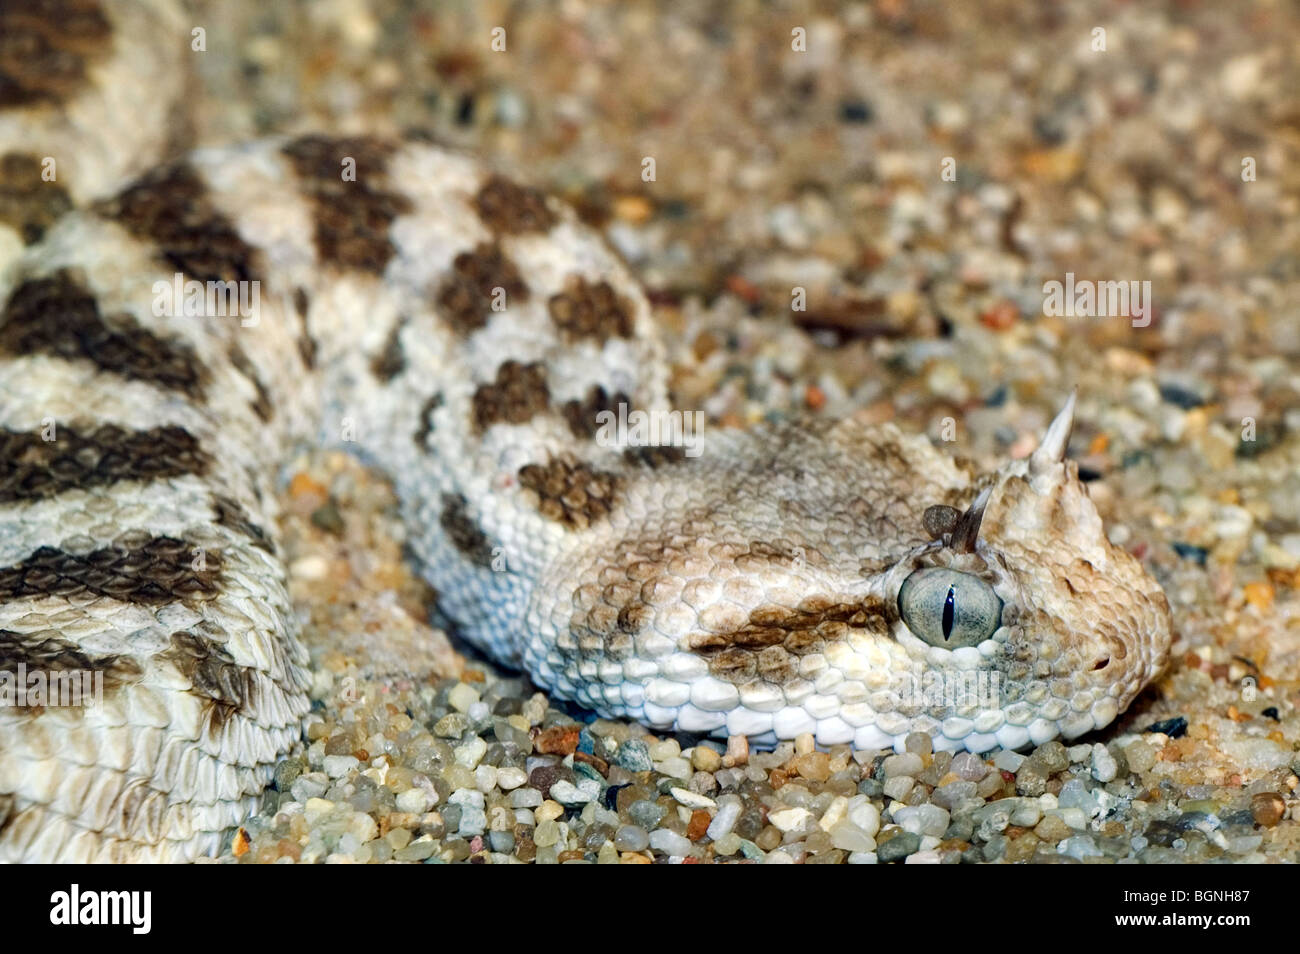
[458,805,487,837]
[614,825,650,851]
[510,787,543,809]
[496,767,528,790]
[893,804,950,838]
[1028,741,1069,774]
[1058,835,1103,860]
[882,753,924,778]
[794,751,831,782]
[615,739,652,772]
[1091,744,1119,783]
[290,774,328,803]
[671,787,717,810]
[549,780,596,806]
[690,745,723,773]
[454,738,487,769]
[533,819,560,847]
[1034,815,1072,843]
[447,683,480,713]
[877,831,921,862]
[769,807,814,833]
[1124,740,1157,773]
[657,757,693,780]
[1251,792,1285,828]
[949,752,988,781]
[395,788,430,814]
[648,829,693,857]
[628,799,666,829]
[992,749,1025,773]
[323,755,359,778]
[882,777,914,801]
[535,800,564,822]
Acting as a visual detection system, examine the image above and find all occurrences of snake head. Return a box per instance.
[889,394,1173,751]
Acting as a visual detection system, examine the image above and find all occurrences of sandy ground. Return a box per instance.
[185,0,1300,862]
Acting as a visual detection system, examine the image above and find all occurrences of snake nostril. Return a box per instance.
[1092,657,1110,671]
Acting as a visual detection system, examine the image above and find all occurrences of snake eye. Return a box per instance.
[898,567,1002,649]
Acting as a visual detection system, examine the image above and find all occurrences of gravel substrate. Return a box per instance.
[194,0,1300,862]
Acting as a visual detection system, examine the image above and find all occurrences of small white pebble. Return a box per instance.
[707,797,742,840]
[670,787,717,810]
[475,764,498,792]
[550,780,594,806]
[304,798,334,824]
[993,749,1025,772]
[1091,743,1119,783]
[496,767,528,790]
[447,683,480,713]
[322,755,359,778]
[648,739,681,761]
[794,732,816,755]
[454,737,487,769]
[829,822,876,853]
[347,812,377,843]
[395,788,430,814]
[656,756,692,779]
[847,798,881,836]
[768,807,814,833]
[819,795,850,832]
[648,829,692,857]
[447,788,485,808]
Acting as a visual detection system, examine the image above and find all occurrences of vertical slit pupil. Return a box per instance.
[942,585,956,641]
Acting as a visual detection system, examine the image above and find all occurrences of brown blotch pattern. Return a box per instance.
[689,598,890,685]
[0,629,142,712]
[439,493,494,567]
[413,392,443,450]
[474,173,556,234]
[472,360,550,432]
[562,385,630,440]
[99,163,259,284]
[370,319,406,381]
[623,444,689,468]
[518,455,621,530]
[548,277,634,344]
[211,494,273,554]
[0,152,72,244]
[159,630,256,733]
[0,0,111,107]
[282,135,413,274]
[436,242,529,334]
[0,535,223,605]
[293,287,317,369]
[0,424,210,504]
[226,343,273,422]
[0,271,209,399]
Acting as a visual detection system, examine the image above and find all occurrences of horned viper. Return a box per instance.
[0,0,1172,862]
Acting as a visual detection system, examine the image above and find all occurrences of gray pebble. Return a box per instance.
[877,832,921,863]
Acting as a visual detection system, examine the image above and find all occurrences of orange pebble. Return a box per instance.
[979,299,1019,330]
[1243,582,1274,609]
